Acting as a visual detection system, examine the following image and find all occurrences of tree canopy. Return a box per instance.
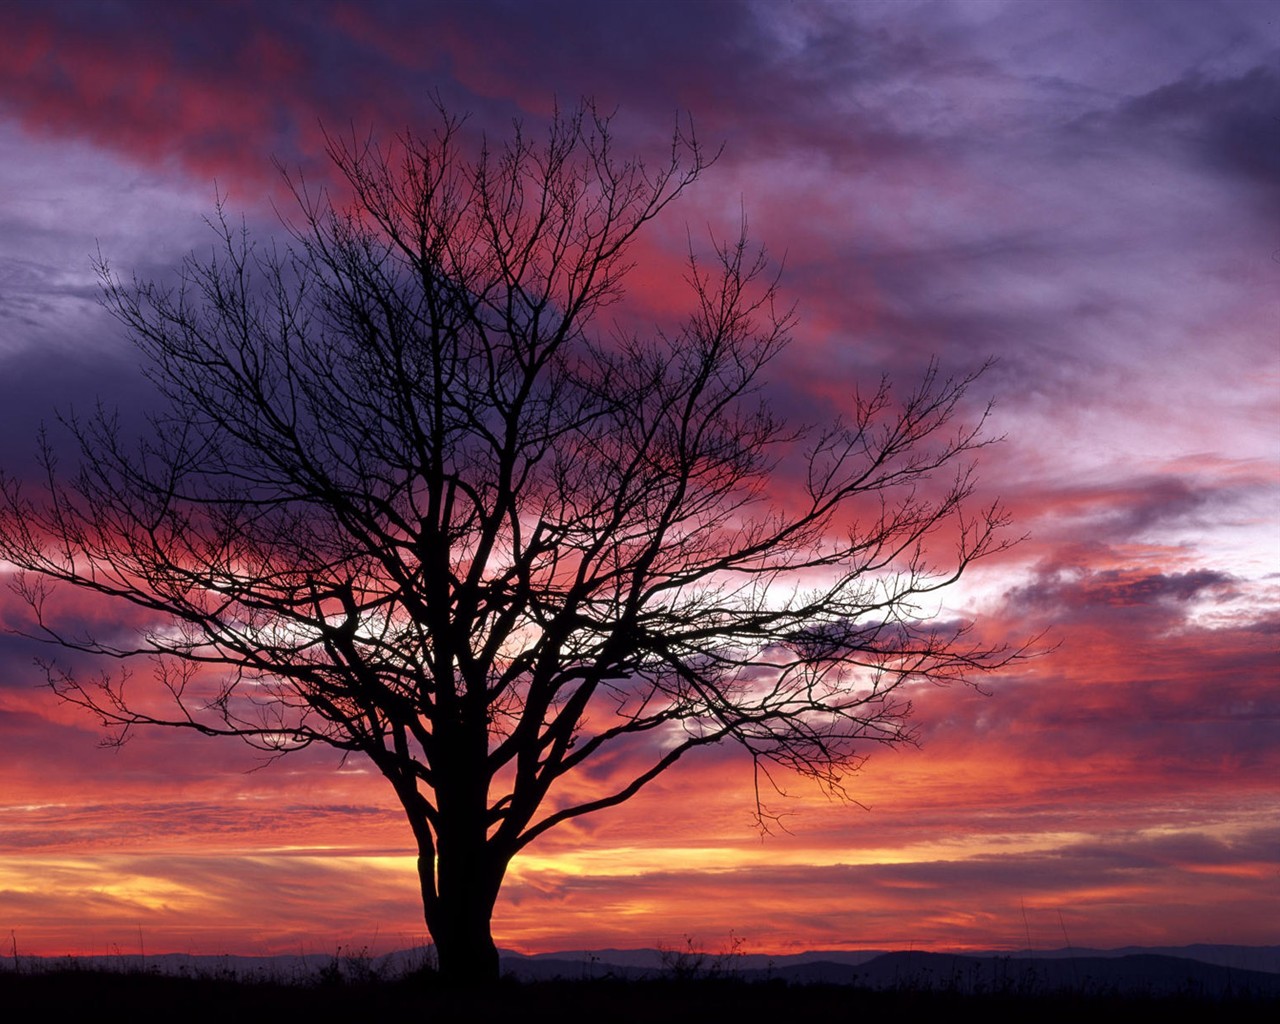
[0,102,1023,983]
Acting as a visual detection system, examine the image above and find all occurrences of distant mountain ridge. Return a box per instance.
[504,942,1280,976]
[5,943,1278,997]
[503,947,1280,997]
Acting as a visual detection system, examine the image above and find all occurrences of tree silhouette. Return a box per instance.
[0,102,1022,983]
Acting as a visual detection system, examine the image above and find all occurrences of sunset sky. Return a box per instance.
[0,0,1277,959]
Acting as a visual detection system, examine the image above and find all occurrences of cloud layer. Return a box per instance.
[0,0,1276,956]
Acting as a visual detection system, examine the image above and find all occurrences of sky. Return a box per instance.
[0,0,1277,959]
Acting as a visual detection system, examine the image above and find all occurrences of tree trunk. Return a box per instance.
[419,839,506,985]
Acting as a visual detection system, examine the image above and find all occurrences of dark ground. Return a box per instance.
[2,967,1278,1023]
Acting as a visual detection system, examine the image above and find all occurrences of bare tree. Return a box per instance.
[0,102,1022,983]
